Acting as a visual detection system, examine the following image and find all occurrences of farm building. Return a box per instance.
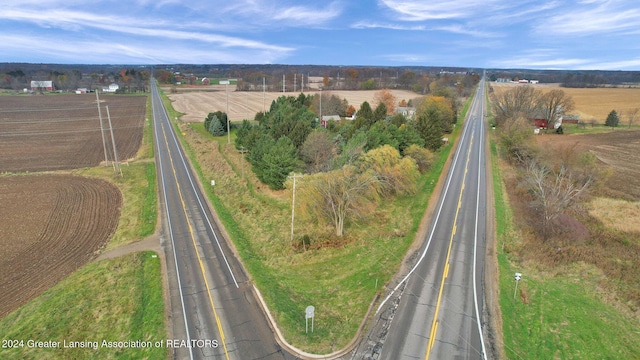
[396,106,416,120]
[102,83,120,93]
[532,118,549,129]
[321,115,340,128]
[30,80,55,91]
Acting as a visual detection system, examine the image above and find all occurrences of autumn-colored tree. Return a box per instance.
[323,75,329,88]
[404,145,435,173]
[358,145,418,196]
[398,99,408,107]
[346,105,356,117]
[416,95,455,133]
[346,68,359,89]
[374,89,397,115]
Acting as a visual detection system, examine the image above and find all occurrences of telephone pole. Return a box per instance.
[288,173,303,242]
[95,91,109,166]
[106,106,122,176]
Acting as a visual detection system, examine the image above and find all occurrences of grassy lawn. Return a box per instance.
[489,110,640,359]
[159,88,471,352]
[0,252,166,360]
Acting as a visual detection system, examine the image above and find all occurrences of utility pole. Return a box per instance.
[288,173,303,242]
[226,80,230,144]
[282,74,285,93]
[106,106,122,176]
[319,88,322,123]
[294,73,296,93]
[95,91,109,166]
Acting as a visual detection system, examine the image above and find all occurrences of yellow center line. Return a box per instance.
[161,121,230,360]
[425,132,475,360]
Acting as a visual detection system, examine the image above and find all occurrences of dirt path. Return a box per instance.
[94,234,161,261]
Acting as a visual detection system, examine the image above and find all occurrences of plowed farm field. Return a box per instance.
[0,174,122,318]
[165,85,419,123]
[536,130,640,201]
[0,94,147,172]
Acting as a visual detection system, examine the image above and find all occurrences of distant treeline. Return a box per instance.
[488,69,640,88]
[0,63,150,92]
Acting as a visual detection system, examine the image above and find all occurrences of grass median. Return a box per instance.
[160,89,472,352]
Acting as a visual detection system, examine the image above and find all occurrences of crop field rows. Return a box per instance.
[0,175,122,318]
[0,95,147,172]
[0,94,146,319]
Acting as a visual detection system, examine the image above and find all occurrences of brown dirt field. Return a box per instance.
[0,174,122,318]
[0,94,147,172]
[165,86,419,123]
[535,130,640,200]
[491,82,640,123]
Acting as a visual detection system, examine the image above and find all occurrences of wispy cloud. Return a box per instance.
[0,8,293,52]
[219,0,342,27]
[535,1,640,35]
[378,0,503,21]
[351,21,426,31]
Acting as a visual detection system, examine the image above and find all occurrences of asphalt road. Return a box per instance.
[151,79,294,360]
[376,78,489,360]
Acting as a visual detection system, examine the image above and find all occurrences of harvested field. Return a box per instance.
[165,85,419,123]
[0,94,146,172]
[491,82,640,123]
[0,174,122,318]
[535,130,640,200]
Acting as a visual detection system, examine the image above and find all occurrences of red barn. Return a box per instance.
[532,118,548,129]
[30,80,55,91]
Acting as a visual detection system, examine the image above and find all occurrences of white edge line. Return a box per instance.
[472,78,488,360]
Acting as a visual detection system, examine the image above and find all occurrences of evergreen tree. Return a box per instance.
[258,136,299,190]
[605,109,619,128]
[208,115,225,136]
[417,108,445,151]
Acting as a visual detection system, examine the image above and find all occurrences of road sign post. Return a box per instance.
[305,306,315,333]
[514,272,522,299]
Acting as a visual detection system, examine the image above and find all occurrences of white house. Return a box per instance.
[102,83,120,93]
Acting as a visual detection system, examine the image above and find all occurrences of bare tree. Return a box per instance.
[491,86,541,126]
[525,161,592,240]
[539,89,575,128]
[626,107,639,128]
[300,130,337,173]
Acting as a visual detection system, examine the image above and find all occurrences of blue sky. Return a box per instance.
[2,0,640,70]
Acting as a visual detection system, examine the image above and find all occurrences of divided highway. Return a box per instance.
[378,78,489,359]
[150,79,294,360]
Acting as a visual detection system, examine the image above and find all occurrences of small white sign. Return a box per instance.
[219,80,230,85]
[515,272,522,281]
[305,306,315,319]
[211,180,216,186]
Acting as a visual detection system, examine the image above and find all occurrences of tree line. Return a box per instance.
[206,86,462,236]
